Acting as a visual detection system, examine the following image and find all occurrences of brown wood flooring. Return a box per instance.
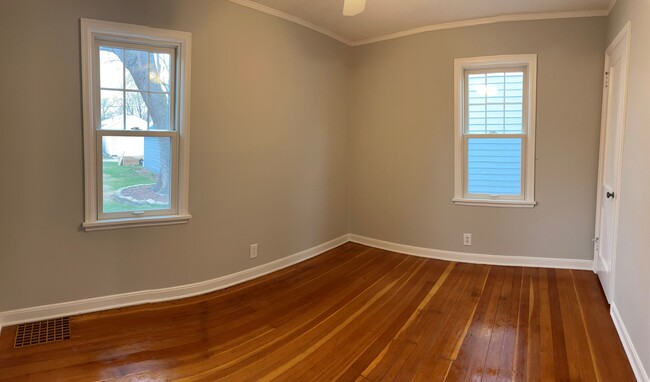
[0,243,636,381]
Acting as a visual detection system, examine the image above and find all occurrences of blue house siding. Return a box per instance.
[467,138,522,195]
[143,137,162,174]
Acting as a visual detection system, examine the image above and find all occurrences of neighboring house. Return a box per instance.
[143,136,163,174]
[100,115,162,173]
[101,115,148,157]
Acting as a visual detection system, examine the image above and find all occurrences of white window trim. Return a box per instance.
[80,19,192,231]
[453,54,537,208]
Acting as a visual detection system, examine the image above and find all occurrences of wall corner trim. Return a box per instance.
[611,303,650,382]
[349,234,594,270]
[0,234,350,328]
[227,0,353,46]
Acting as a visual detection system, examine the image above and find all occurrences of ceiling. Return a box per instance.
[230,0,612,45]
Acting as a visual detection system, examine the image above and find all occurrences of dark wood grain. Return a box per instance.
[0,243,636,381]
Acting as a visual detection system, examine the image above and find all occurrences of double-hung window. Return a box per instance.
[81,19,192,231]
[453,55,537,207]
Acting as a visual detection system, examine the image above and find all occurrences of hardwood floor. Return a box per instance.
[0,243,636,381]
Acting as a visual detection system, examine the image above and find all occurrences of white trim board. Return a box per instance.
[227,0,608,47]
[0,234,350,330]
[611,303,650,382]
[349,234,593,270]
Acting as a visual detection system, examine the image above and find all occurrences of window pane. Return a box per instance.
[466,72,524,134]
[99,47,123,89]
[148,93,172,130]
[467,137,522,195]
[102,136,172,213]
[125,91,148,130]
[124,49,149,90]
[149,52,171,92]
[100,90,124,129]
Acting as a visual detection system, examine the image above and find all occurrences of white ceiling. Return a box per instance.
[230,0,612,45]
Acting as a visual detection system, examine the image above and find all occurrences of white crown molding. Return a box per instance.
[227,0,353,46]
[227,1,608,47]
[349,234,594,270]
[607,0,620,14]
[351,10,609,46]
[611,304,650,382]
[0,234,350,330]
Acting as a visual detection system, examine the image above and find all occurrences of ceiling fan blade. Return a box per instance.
[343,0,366,16]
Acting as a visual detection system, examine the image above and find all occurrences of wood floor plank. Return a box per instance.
[444,265,503,381]
[495,267,524,382]
[571,270,636,381]
[324,259,452,381]
[481,266,516,382]
[555,269,600,382]
[539,268,556,381]
[0,244,636,381]
[513,267,532,382]
[362,262,470,381]
[411,264,491,381]
[547,268,571,381]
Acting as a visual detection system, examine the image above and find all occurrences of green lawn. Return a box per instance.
[102,159,159,213]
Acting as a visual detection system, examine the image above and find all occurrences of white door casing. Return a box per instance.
[594,21,631,303]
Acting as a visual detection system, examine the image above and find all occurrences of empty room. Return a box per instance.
[0,0,648,380]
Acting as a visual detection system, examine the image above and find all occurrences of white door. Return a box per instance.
[594,22,631,303]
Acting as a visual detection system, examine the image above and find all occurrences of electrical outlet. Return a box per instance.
[249,244,258,259]
[463,233,472,246]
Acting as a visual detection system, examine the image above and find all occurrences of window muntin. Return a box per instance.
[81,19,191,231]
[466,71,524,134]
[453,55,536,207]
[98,44,174,131]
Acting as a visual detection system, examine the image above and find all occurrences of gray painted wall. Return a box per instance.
[350,18,607,260]
[2,8,637,372]
[0,0,352,312]
[608,0,650,375]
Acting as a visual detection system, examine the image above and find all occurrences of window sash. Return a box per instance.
[462,134,526,200]
[93,40,178,133]
[463,68,529,135]
[96,131,179,220]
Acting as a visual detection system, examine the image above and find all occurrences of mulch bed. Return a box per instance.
[120,184,168,203]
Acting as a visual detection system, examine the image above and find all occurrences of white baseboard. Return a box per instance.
[0,234,350,330]
[611,303,650,382]
[0,233,596,333]
[349,234,593,270]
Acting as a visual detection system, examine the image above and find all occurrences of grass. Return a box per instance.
[102,159,161,213]
[103,160,155,189]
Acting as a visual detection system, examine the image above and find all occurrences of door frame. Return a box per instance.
[593,21,632,303]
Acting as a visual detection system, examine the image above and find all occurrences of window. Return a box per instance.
[81,19,192,231]
[453,55,537,207]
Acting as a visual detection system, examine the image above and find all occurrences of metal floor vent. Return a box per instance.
[14,317,71,348]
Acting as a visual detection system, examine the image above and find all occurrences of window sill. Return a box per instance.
[452,198,536,208]
[83,214,192,232]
